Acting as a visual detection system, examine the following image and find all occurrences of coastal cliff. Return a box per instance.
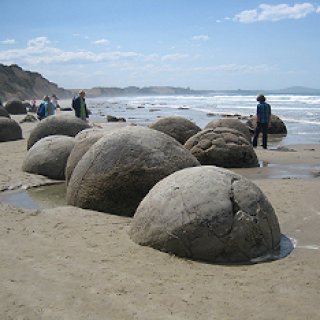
[0,64,71,101]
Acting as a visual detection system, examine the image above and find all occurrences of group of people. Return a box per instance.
[35,89,271,148]
[37,90,89,122]
[36,95,57,120]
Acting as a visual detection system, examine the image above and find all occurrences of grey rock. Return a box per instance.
[5,100,27,115]
[23,135,75,180]
[0,117,23,142]
[204,118,252,142]
[66,130,106,184]
[247,114,287,134]
[67,126,200,216]
[27,114,90,150]
[129,166,281,263]
[185,127,259,168]
[149,116,201,144]
[0,106,11,118]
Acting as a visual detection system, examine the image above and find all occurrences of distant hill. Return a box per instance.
[0,64,72,101]
[74,85,197,97]
[1,63,320,102]
[271,86,320,95]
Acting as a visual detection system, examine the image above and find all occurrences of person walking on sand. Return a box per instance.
[252,94,271,149]
[72,90,89,121]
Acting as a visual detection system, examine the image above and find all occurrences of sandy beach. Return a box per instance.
[1,114,320,320]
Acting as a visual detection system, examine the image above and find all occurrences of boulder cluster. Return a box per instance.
[20,114,284,263]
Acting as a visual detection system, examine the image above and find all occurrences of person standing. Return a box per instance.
[252,94,271,149]
[37,96,55,120]
[72,90,89,121]
[51,94,59,110]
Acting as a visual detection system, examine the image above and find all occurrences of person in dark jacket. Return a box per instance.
[252,94,271,149]
[72,90,89,121]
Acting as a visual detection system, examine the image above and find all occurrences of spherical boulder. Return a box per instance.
[27,114,90,150]
[149,116,201,144]
[23,135,75,180]
[184,127,259,168]
[5,100,27,115]
[66,125,136,184]
[66,130,106,184]
[204,119,252,142]
[129,166,281,263]
[66,126,200,216]
[0,106,11,118]
[247,114,287,134]
[0,117,23,142]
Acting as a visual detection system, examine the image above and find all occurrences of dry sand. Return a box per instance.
[0,114,319,320]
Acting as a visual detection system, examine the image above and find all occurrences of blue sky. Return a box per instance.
[0,0,319,90]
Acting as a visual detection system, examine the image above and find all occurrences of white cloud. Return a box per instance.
[0,36,188,67]
[93,38,110,45]
[0,39,16,45]
[192,35,209,41]
[192,64,271,73]
[161,53,189,61]
[234,3,319,23]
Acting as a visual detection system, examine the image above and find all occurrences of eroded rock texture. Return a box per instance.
[129,166,281,263]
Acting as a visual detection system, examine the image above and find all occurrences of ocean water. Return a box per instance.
[71,94,320,146]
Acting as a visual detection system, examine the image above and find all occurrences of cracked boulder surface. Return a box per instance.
[129,166,281,263]
[23,135,75,180]
[184,127,259,168]
[27,114,90,150]
[204,118,252,142]
[66,126,200,217]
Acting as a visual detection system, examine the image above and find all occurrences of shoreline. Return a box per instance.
[0,113,319,319]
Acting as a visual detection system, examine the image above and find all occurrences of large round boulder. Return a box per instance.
[66,126,200,216]
[204,119,252,142]
[184,127,259,168]
[149,116,201,144]
[247,114,287,134]
[22,135,75,180]
[5,100,27,115]
[129,166,281,263]
[0,117,23,142]
[66,129,106,184]
[27,114,90,150]
[0,106,11,118]
[66,125,136,184]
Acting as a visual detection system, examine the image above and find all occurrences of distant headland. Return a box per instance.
[1,63,320,101]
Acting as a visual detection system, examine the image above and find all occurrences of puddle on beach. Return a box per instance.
[234,162,320,180]
[250,234,294,263]
[0,183,66,209]
[0,182,296,262]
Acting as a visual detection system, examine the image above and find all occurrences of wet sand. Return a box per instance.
[0,113,319,320]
